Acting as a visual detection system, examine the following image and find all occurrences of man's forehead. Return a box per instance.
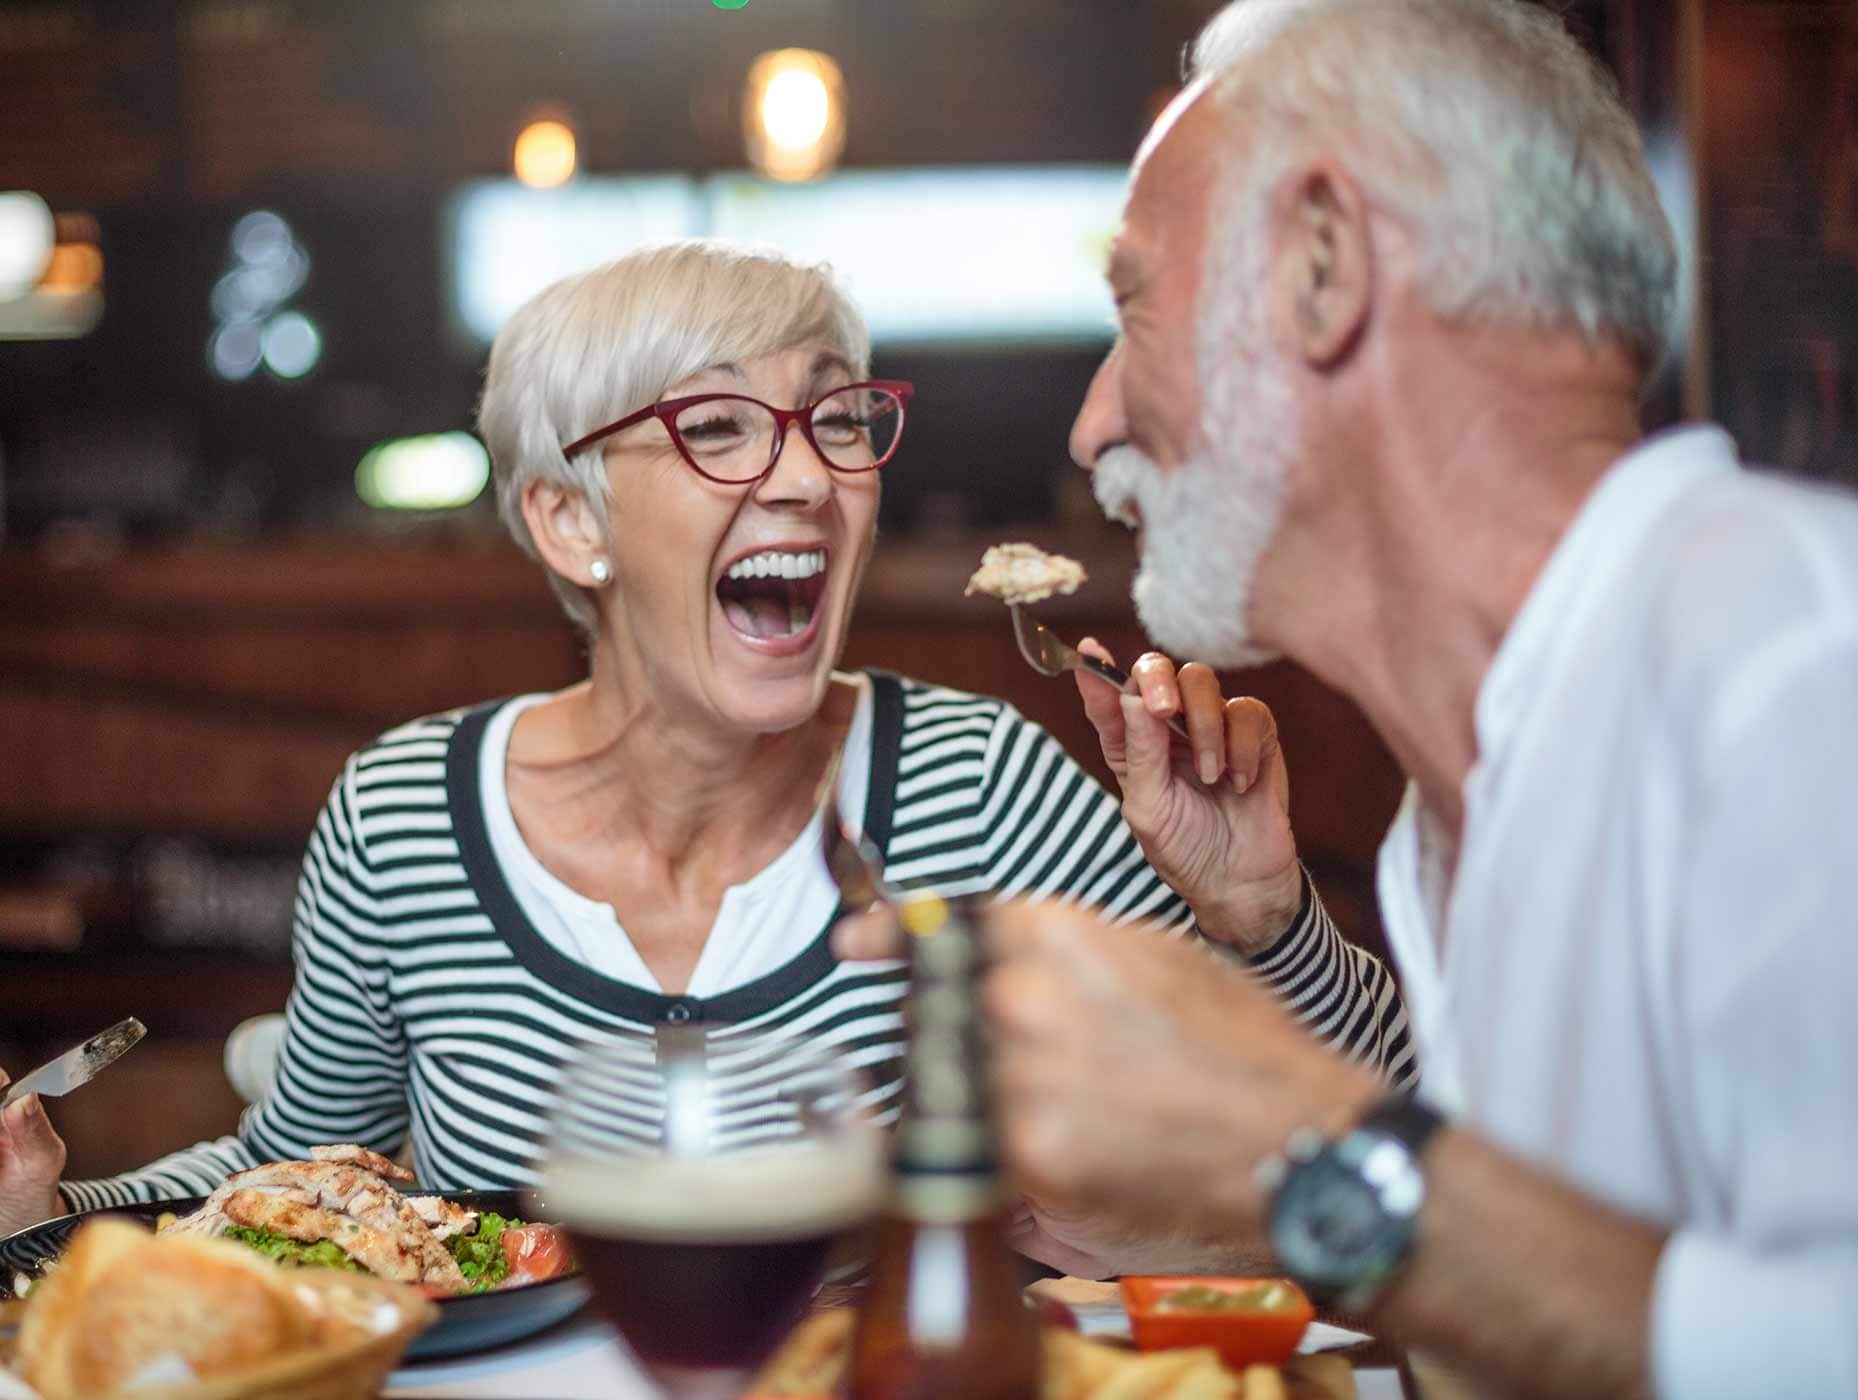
[1121,84,1226,265]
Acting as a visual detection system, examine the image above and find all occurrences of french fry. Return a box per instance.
[1158,1354,1243,1399]
[1043,1329,1129,1400]
[751,1309,854,1396]
[1241,1362,1289,1400]
[1092,1347,1227,1400]
[750,1305,1312,1400]
[1283,1353,1357,1400]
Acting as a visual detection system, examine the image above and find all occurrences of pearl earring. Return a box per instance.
[589,559,611,585]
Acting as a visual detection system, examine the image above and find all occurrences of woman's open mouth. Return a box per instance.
[715,547,829,650]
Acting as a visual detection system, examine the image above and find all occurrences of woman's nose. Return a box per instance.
[754,419,834,507]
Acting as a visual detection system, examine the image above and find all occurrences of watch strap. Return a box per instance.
[1356,1091,1445,1158]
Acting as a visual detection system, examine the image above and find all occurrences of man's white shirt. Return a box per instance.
[1376,426,1858,1399]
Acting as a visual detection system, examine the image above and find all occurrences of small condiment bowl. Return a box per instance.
[1120,1275,1315,1370]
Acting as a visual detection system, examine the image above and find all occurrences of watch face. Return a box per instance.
[1268,1150,1411,1294]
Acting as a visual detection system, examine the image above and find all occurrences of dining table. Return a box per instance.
[383,1297,1415,1399]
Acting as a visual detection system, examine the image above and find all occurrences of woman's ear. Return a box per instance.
[1266,160,1373,369]
[522,477,610,589]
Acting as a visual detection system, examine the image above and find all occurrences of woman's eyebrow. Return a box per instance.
[809,351,854,380]
[665,361,746,397]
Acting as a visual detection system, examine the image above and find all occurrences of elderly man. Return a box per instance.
[912,0,1858,1396]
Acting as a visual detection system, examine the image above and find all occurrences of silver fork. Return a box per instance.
[1009,604,1190,740]
[815,750,900,913]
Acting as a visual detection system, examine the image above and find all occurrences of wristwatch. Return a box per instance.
[1255,1093,1445,1314]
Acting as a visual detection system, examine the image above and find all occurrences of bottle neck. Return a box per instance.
[891,897,1003,1223]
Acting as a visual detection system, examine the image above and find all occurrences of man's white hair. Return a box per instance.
[477,239,871,633]
[1188,0,1678,375]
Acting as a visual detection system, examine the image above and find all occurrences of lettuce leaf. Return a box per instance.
[451,1211,524,1293]
[221,1211,526,1295]
[223,1225,365,1273]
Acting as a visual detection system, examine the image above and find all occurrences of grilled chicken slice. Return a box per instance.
[309,1143,415,1183]
[406,1193,479,1242]
[221,1189,423,1284]
[161,1157,468,1293]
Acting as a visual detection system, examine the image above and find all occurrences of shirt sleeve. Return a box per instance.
[968,702,1414,1086]
[1651,628,1858,1399]
[62,758,411,1211]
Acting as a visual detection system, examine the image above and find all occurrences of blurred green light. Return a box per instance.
[356,432,490,510]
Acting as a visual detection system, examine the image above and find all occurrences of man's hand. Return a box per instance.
[0,1068,69,1236]
[1076,640,1302,952]
[984,900,1379,1279]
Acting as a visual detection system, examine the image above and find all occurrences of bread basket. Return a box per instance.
[5,1220,437,1400]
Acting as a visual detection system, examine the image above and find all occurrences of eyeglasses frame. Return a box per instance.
[560,378,915,486]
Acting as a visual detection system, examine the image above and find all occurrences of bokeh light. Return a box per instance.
[744,50,846,183]
[514,119,577,190]
[210,320,264,381]
[260,310,321,378]
[355,432,491,511]
[0,191,56,296]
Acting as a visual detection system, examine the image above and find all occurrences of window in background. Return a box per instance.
[446,176,702,346]
[447,167,1125,349]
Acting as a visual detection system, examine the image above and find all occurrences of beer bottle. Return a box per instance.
[849,895,1042,1400]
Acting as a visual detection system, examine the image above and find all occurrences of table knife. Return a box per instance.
[1,1018,147,1111]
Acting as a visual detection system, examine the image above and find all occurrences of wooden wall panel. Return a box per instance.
[0,535,1401,947]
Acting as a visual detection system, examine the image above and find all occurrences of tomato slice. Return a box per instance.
[498,1223,575,1287]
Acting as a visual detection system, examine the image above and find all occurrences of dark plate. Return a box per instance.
[0,1188,588,1361]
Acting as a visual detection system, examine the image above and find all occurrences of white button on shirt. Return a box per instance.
[1376,427,1858,1399]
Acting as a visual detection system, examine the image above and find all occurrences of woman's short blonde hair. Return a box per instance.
[477,239,872,634]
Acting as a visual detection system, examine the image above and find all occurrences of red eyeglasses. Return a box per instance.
[561,379,914,486]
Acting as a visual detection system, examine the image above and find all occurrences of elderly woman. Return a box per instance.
[0,241,1409,1231]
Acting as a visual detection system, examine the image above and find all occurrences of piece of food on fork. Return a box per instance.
[964,542,1088,607]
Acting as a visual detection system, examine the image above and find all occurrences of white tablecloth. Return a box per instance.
[388,1313,653,1399]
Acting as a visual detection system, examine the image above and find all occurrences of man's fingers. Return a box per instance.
[830,906,904,962]
[1177,663,1228,786]
[1117,690,1176,813]
[1128,653,1181,717]
[1223,696,1282,798]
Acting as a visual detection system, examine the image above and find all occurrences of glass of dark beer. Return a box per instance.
[537,1027,883,1400]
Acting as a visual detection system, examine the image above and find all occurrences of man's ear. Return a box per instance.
[1266,161,1372,369]
[522,477,609,588]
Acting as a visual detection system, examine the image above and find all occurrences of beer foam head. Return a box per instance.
[540,1139,884,1243]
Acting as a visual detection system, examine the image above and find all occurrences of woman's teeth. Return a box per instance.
[716,549,828,640]
[724,549,826,582]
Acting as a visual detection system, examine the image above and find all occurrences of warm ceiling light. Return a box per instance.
[38,242,103,295]
[744,49,846,183]
[514,119,577,189]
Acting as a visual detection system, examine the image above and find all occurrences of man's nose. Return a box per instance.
[1069,339,1128,471]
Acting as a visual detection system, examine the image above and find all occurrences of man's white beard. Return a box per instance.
[1091,369,1292,670]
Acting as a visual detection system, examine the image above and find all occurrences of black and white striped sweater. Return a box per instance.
[64,672,1413,1208]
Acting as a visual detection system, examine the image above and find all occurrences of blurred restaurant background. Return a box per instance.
[2,0,1855,1179]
